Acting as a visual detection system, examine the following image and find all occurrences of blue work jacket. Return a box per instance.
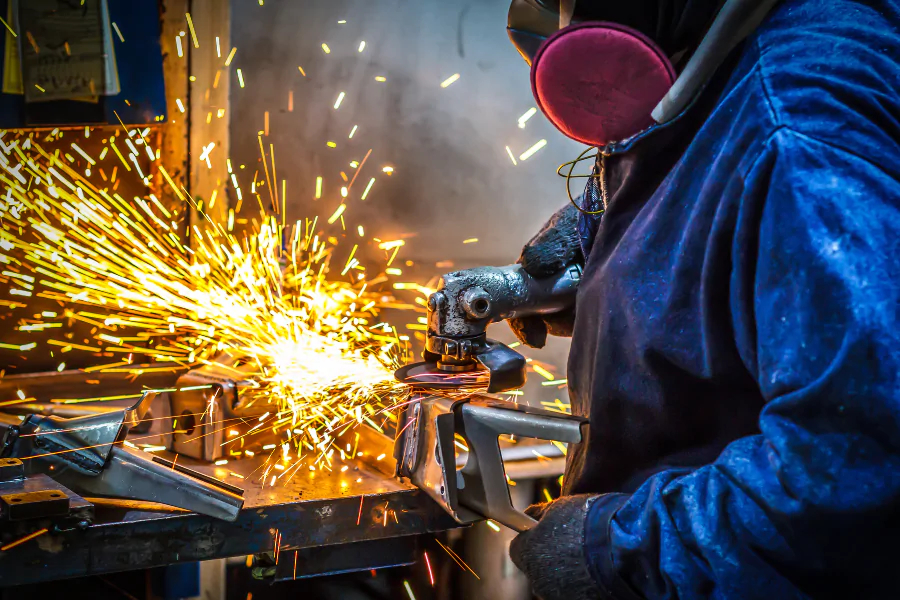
[565,0,900,597]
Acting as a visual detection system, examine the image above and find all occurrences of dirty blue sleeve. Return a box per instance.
[583,128,900,599]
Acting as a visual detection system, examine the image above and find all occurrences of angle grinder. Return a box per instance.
[395,263,582,393]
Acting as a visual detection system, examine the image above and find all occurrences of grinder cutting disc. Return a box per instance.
[394,362,489,390]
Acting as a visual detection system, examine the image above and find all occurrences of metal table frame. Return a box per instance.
[0,370,460,587]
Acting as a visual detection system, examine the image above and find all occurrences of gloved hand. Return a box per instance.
[509,494,605,600]
[508,203,584,348]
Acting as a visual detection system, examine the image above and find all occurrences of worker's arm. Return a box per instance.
[513,128,900,599]
[507,202,583,348]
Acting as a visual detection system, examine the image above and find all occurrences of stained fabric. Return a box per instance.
[563,0,900,597]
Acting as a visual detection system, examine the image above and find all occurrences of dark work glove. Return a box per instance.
[508,203,584,348]
[509,494,605,600]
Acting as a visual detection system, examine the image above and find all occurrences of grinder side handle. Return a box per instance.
[428,263,582,342]
[490,263,582,322]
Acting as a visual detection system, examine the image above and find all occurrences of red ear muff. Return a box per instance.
[530,22,676,146]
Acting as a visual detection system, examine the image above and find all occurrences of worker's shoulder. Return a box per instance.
[750,0,900,152]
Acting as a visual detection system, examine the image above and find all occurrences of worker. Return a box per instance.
[505,0,900,598]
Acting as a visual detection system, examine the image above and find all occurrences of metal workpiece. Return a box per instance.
[395,395,480,525]
[0,474,90,523]
[50,445,244,522]
[395,393,587,533]
[0,457,23,483]
[168,352,260,418]
[460,401,584,444]
[168,353,242,411]
[15,413,122,475]
[9,391,156,475]
[1,484,69,521]
[165,382,232,462]
[166,352,268,461]
[456,399,584,532]
[1,403,155,433]
[3,392,245,521]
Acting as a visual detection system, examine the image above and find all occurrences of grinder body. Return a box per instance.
[415,263,581,392]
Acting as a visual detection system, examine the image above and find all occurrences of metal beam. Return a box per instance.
[0,479,457,587]
[158,0,191,230]
[188,0,230,227]
[159,0,230,241]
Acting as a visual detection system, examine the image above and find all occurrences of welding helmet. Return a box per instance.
[508,0,781,146]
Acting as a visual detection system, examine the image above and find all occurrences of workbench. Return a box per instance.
[0,369,461,587]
